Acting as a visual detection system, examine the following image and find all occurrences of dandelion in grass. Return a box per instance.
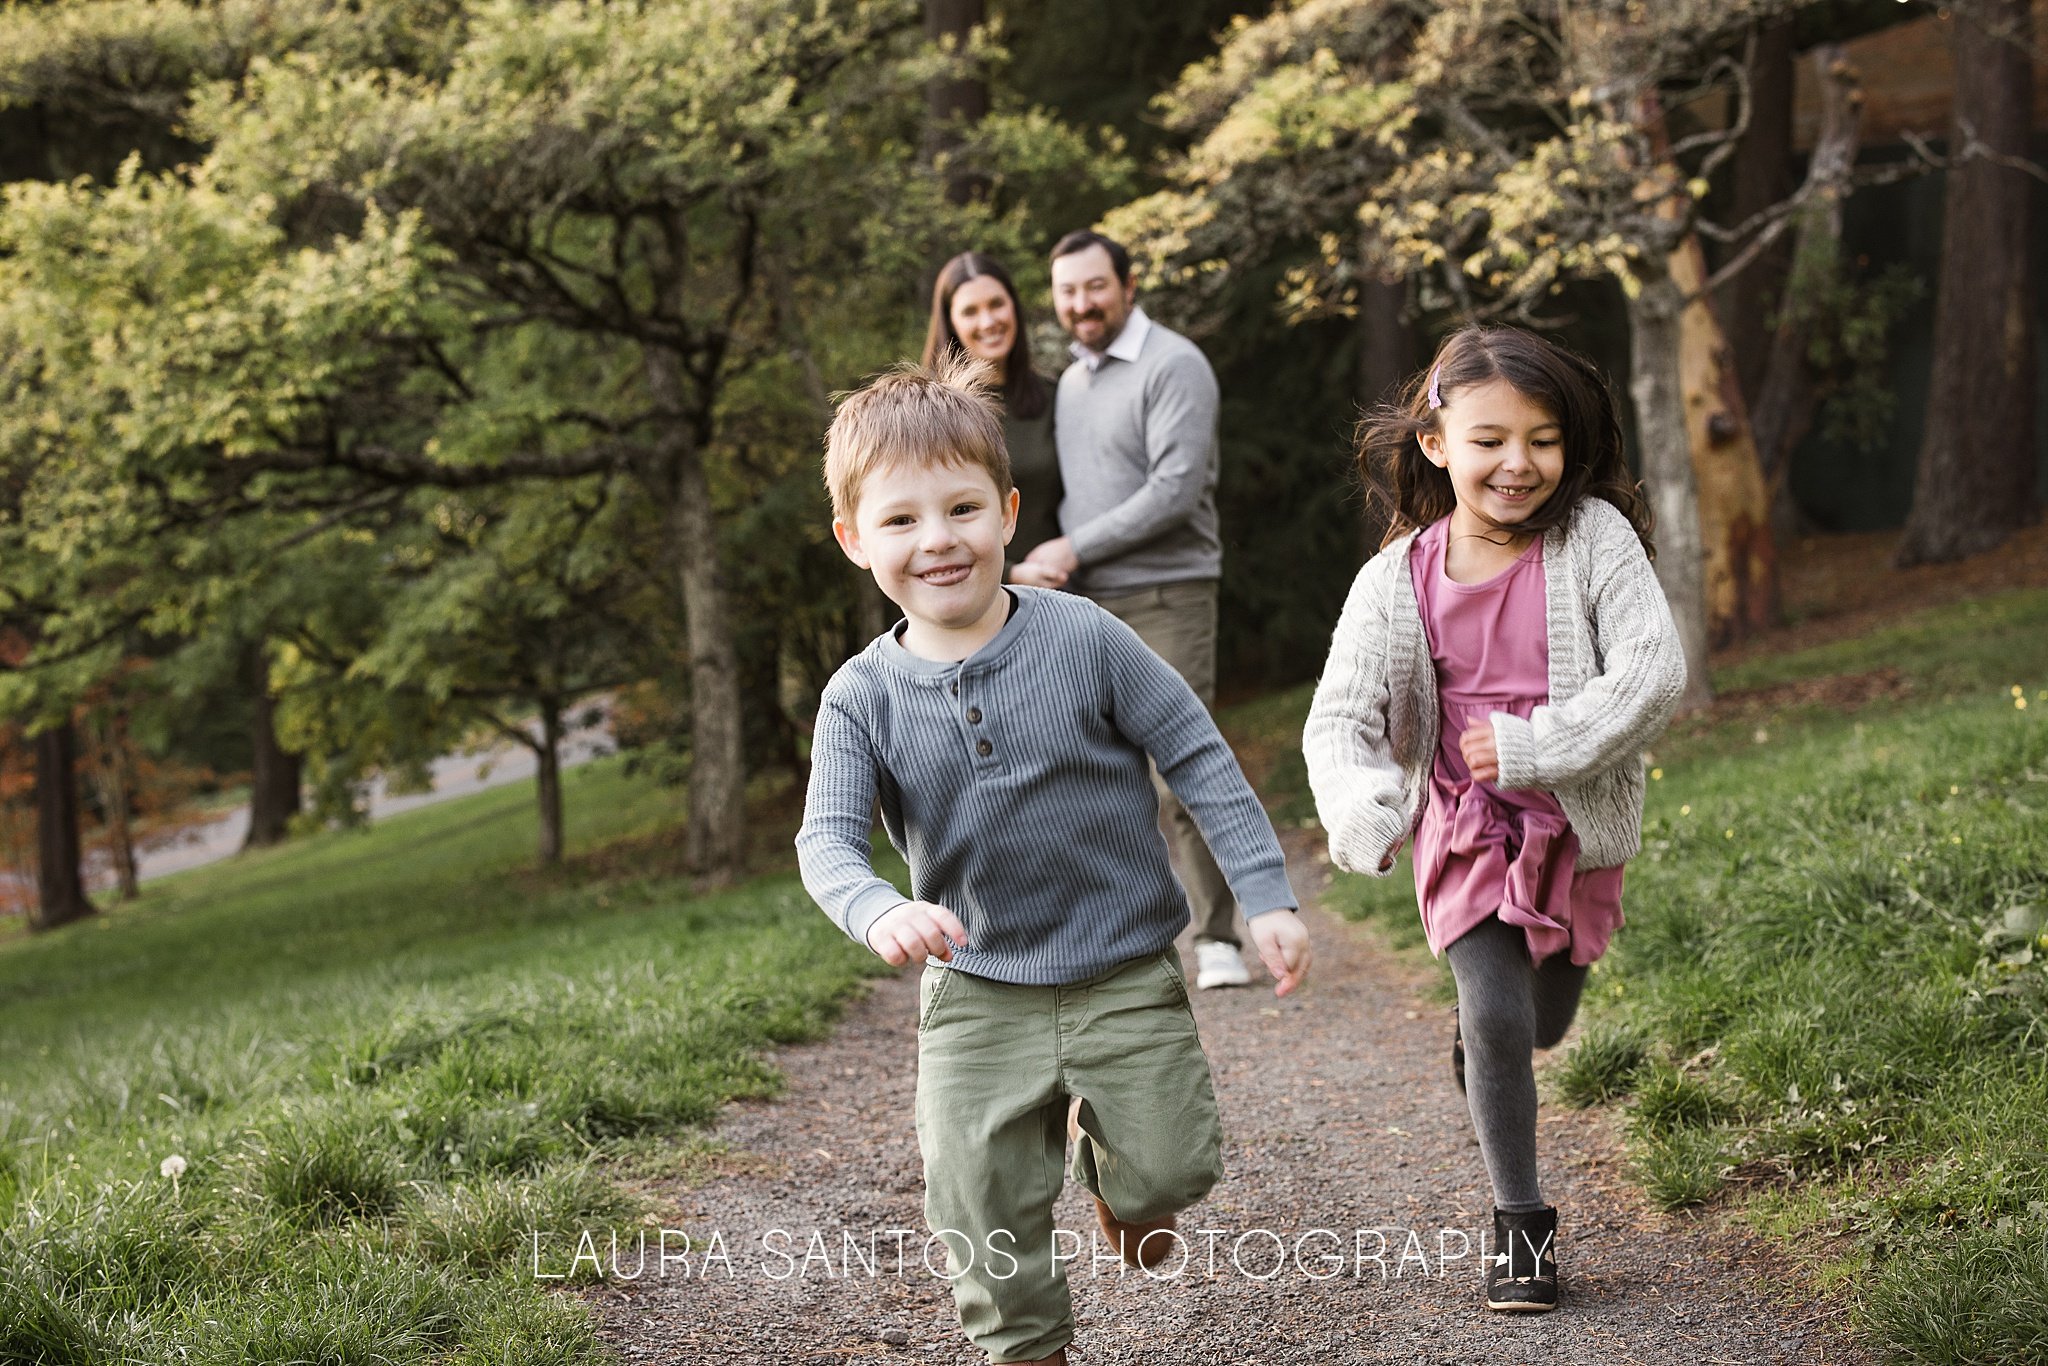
[1680,804,1691,816]
[1651,767,1663,781]
[1724,828,1735,840]
[1951,835,1962,845]
[2013,686,2025,698]
[1951,785,1960,795]
[160,1153,186,1197]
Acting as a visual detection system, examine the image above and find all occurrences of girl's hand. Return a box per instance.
[1459,720,1500,784]
[865,901,969,966]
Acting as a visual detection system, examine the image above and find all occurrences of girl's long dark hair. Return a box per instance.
[1355,325,1654,557]
[921,252,1052,421]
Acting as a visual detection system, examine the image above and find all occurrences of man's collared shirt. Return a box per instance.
[1069,305,1154,373]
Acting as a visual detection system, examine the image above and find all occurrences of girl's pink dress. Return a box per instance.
[1409,518,1624,967]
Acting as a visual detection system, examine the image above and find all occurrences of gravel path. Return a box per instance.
[580,838,1867,1365]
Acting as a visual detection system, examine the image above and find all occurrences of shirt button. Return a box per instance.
[975,739,993,757]
[949,680,958,695]
[966,707,982,724]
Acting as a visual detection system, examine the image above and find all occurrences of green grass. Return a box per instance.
[1232,585,2048,1364]
[0,758,883,1364]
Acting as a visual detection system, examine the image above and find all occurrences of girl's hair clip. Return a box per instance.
[1426,365,1443,410]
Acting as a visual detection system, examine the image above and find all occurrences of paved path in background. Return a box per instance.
[578,837,1867,1365]
[54,708,615,895]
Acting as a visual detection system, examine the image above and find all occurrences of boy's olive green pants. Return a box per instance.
[915,950,1225,1364]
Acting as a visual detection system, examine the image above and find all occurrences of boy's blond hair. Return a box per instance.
[824,354,1012,521]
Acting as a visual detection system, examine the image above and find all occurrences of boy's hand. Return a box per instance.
[866,901,969,967]
[1459,720,1500,784]
[1249,910,1311,997]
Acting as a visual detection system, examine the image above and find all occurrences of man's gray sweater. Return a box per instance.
[1055,316,1223,595]
[796,588,1295,985]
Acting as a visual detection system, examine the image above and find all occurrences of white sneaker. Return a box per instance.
[1194,942,1251,989]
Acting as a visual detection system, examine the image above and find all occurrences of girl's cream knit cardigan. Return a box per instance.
[1303,496,1687,877]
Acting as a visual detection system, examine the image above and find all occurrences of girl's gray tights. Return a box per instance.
[1444,916,1588,1212]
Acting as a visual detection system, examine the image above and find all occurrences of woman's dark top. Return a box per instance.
[1004,404,1063,573]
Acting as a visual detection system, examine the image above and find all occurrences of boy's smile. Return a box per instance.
[834,460,1019,662]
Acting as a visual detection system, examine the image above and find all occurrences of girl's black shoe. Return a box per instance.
[1486,1205,1558,1312]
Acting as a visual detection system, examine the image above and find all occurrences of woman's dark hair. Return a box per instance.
[1355,325,1654,557]
[921,252,1051,421]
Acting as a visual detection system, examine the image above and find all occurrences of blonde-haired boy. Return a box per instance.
[799,356,1311,1365]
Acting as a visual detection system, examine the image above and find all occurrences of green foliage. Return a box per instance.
[1109,0,1797,326]
[1770,225,1923,454]
[0,0,1130,856]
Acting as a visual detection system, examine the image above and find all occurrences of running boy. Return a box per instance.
[799,356,1311,1365]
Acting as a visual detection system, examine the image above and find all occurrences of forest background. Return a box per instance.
[2,4,2047,1364]
[0,0,2040,929]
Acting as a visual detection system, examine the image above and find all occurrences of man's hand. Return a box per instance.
[1022,536,1080,578]
[865,901,969,967]
[1249,910,1311,997]
[1008,559,1069,589]
[1459,720,1500,785]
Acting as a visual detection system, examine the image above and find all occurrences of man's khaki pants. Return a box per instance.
[1095,579,1240,949]
[915,951,1225,1362]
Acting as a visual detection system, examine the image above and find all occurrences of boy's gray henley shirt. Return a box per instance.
[796,587,1296,985]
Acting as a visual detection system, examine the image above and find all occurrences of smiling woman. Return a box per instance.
[921,253,1063,581]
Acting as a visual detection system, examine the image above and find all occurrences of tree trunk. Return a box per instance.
[924,0,988,205]
[1896,0,2037,566]
[1631,92,1776,650]
[1751,44,1863,542]
[646,351,748,883]
[85,710,140,902]
[1626,273,1715,712]
[30,720,96,932]
[1357,271,1418,555]
[1717,16,1796,408]
[1666,233,1778,647]
[244,646,303,849]
[672,474,747,880]
[535,698,565,865]
[1358,273,1419,412]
